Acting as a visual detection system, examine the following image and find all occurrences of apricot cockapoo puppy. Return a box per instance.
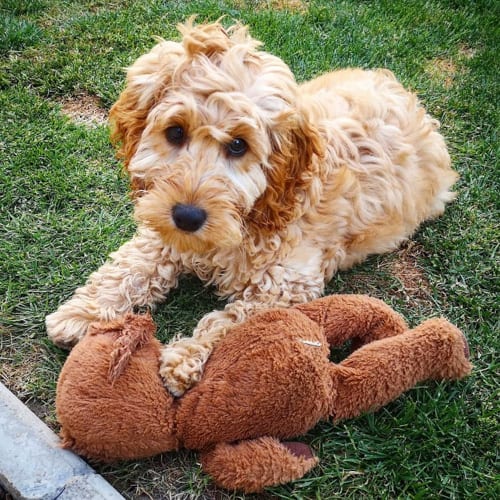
[46,20,458,395]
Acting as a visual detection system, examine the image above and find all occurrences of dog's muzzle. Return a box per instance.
[172,204,207,232]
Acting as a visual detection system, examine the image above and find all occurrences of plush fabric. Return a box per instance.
[56,294,471,492]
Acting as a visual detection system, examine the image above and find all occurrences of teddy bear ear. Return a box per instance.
[108,313,156,382]
[199,437,318,493]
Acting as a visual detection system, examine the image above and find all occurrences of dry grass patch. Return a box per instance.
[389,241,434,304]
[269,0,308,11]
[58,93,108,127]
[458,44,476,59]
[424,45,475,89]
[0,337,57,428]
[234,0,309,13]
[330,240,440,317]
[424,56,457,89]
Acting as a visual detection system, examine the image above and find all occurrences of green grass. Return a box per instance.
[0,0,498,497]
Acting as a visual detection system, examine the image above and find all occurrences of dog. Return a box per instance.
[46,19,458,396]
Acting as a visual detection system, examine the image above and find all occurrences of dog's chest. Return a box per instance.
[180,244,279,295]
[179,231,324,298]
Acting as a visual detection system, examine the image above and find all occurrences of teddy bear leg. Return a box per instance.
[329,318,472,422]
[199,437,318,493]
[294,294,407,348]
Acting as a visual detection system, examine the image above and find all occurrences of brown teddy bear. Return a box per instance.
[56,295,471,493]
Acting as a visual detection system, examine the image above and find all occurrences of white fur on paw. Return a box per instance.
[45,310,91,349]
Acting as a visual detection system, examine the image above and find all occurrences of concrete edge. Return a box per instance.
[0,382,124,499]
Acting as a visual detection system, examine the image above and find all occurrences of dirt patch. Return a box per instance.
[389,241,433,303]
[0,484,14,500]
[234,0,309,13]
[328,241,439,315]
[58,93,108,127]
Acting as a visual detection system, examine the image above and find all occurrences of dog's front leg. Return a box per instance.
[46,227,182,348]
[160,280,323,396]
[159,297,286,396]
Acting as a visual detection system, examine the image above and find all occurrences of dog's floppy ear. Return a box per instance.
[109,41,184,182]
[250,111,324,232]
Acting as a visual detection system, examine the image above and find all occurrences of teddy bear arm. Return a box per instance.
[294,294,407,348]
[199,437,318,493]
[329,318,472,422]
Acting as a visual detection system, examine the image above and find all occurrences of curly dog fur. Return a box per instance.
[46,19,458,395]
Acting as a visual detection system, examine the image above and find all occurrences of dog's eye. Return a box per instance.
[166,126,185,145]
[227,138,248,157]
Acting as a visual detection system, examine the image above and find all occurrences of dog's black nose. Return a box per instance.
[172,204,207,232]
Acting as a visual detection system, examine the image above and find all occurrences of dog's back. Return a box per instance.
[297,68,457,272]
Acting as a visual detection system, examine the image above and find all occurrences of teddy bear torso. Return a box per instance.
[176,308,334,449]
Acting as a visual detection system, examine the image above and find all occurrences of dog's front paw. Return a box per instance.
[159,340,210,396]
[45,307,95,349]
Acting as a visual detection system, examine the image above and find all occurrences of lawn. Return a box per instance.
[0,0,498,498]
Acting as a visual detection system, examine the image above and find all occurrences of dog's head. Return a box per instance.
[110,18,323,253]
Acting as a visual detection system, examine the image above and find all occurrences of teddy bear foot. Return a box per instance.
[200,437,318,493]
[420,318,473,380]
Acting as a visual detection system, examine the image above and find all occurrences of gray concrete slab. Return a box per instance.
[0,382,124,500]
